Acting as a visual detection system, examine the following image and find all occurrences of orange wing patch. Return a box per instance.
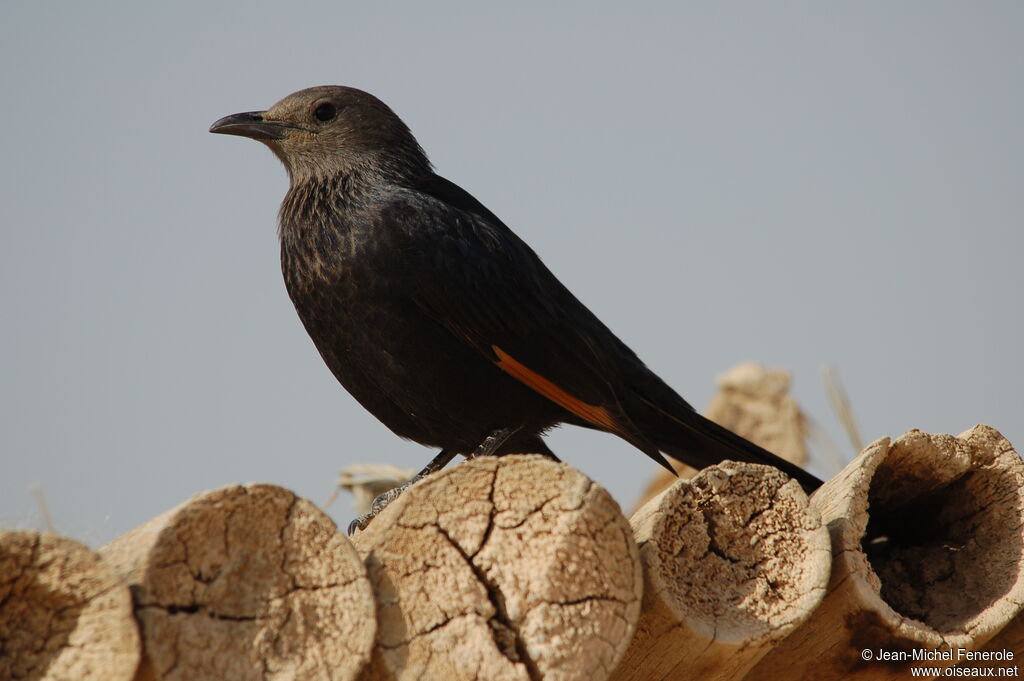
[491,345,627,437]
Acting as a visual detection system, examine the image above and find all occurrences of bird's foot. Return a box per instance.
[347,449,458,535]
[347,474,426,535]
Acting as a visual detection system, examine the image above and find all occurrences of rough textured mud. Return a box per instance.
[351,455,642,681]
[747,425,1024,681]
[0,530,139,681]
[101,484,375,681]
[612,462,829,681]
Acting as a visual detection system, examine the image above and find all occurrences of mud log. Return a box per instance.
[100,484,376,681]
[0,530,140,681]
[610,462,830,681]
[350,454,643,681]
[746,425,1024,681]
[635,363,809,510]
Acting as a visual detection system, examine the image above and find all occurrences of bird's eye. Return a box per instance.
[314,103,337,122]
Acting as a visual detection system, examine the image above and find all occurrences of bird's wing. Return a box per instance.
[380,185,672,466]
[378,181,824,494]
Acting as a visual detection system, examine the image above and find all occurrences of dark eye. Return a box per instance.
[314,102,337,122]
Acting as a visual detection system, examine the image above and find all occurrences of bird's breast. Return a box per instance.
[281,226,347,291]
[279,215,401,345]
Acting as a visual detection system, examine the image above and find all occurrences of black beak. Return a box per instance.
[209,111,289,141]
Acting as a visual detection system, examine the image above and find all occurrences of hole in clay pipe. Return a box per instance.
[863,462,1019,632]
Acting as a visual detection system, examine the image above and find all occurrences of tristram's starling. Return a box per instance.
[210,86,823,522]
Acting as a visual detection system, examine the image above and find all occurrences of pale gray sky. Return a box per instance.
[2,2,1021,546]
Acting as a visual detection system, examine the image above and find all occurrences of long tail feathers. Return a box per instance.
[634,394,824,494]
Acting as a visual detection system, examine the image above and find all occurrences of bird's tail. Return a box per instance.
[630,393,824,494]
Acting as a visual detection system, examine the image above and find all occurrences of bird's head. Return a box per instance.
[210,85,430,184]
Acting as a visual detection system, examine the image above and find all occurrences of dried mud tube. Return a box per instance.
[0,530,140,681]
[350,454,643,681]
[747,425,1024,681]
[100,484,376,681]
[611,462,830,681]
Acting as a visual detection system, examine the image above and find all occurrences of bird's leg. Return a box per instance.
[347,428,521,535]
[467,426,521,459]
[347,448,457,535]
[415,448,459,477]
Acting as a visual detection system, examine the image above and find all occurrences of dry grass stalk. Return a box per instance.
[822,364,864,454]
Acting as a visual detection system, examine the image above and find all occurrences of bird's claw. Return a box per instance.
[347,515,369,536]
[346,474,425,535]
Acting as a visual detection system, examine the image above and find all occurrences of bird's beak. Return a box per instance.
[209,111,290,141]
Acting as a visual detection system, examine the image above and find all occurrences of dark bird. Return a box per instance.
[210,86,823,524]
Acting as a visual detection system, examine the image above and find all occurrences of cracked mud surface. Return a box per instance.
[100,484,375,681]
[0,530,138,681]
[351,455,643,681]
[864,426,1024,634]
[646,462,829,644]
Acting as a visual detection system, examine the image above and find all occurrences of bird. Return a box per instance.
[210,86,823,528]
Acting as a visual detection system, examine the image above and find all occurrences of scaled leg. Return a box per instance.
[347,448,456,535]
